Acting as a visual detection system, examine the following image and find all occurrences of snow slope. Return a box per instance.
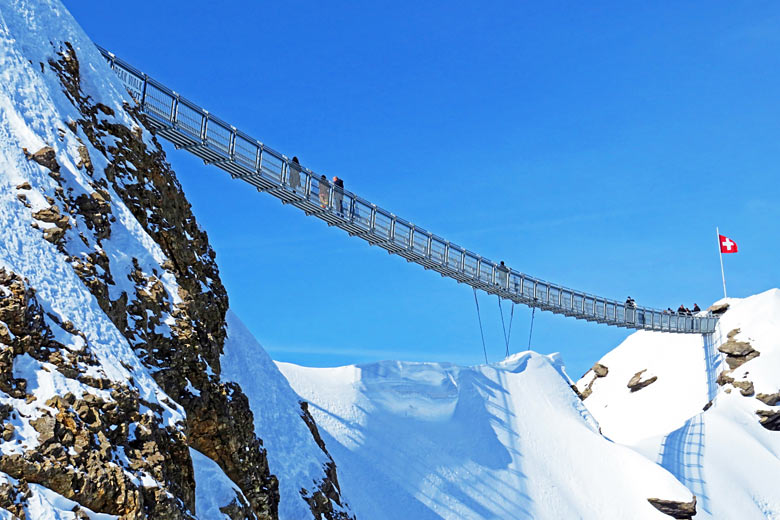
[577,289,780,519]
[222,310,351,519]
[279,352,695,520]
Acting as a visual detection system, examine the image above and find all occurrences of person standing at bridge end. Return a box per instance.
[319,174,330,208]
[289,156,301,193]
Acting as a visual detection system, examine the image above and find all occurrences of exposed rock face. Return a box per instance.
[716,372,754,397]
[9,41,351,518]
[718,328,760,369]
[757,392,780,406]
[298,402,352,520]
[627,369,657,392]
[647,496,697,519]
[706,302,729,315]
[26,145,61,172]
[44,41,276,518]
[0,268,194,518]
[755,410,780,431]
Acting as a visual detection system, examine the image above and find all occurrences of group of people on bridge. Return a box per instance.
[287,156,347,215]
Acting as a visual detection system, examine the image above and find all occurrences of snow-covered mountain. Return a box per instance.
[576,290,780,519]
[278,353,697,519]
[0,0,352,518]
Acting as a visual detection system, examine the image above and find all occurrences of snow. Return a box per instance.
[578,289,780,519]
[191,448,248,520]
[278,352,693,520]
[221,310,343,519]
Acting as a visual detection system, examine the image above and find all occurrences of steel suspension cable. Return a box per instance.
[473,288,488,364]
[528,307,536,350]
[498,297,515,358]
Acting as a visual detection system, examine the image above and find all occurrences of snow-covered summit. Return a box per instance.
[577,289,780,519]
[279,351,696,520]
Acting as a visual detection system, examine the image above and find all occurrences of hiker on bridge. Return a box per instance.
[692,303,701,313]
[289,156,301,192]
[496,261,509,288]
[625,297,636,309]
[333,176,344,215]
[319,174,330,208]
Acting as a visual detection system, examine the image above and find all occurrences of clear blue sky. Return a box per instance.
[64,1,780,379]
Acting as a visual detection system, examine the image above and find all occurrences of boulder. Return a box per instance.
[756,392,780,406]
[756,410,780,431]
[707,302,729,315]
[647,496,697,519]
[28,146,60,172]
[718,329,760,369]
[628,369,658,392]
[592,363,609,378]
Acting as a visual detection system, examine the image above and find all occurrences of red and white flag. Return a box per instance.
[719,234,738,254]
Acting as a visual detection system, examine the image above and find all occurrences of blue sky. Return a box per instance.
[64,1,780,378]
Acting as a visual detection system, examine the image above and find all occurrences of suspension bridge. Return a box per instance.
[97,46,718,336]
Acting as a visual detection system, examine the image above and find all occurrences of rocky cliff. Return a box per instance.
[0,0,352,518]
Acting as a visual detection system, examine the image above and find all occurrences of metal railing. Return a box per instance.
[97,46,718,334]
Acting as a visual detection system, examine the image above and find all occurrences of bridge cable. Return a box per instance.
[473,288,489,364]
[497,297,515,358]
[528,306,536,350]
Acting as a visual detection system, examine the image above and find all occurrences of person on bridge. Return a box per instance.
[333,176,345,215]
[692,303,701,313]
[677,304,686,315]
[625,297,636,309]
[496,261,509,288]
[289,156,301,192]
[319,174,330,208]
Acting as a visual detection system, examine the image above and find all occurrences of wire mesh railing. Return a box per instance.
[97,46,717,334]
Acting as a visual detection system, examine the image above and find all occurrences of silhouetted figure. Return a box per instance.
[692,303,701,313]
[289,156,301,192]
[496,261,509,287]
[625,297,636,309]
[677,304,686,315]
[318,174,329,208]
[332,176,344,214]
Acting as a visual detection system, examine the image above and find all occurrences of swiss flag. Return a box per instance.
[719,234,738,254]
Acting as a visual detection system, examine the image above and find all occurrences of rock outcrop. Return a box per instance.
[575,363,609,400]
[0,35,352,519]
[627,369,657,392]
[647,496,697,519]
[718,328,760,370]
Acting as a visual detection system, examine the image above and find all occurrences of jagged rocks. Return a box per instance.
[757,392,780,406]
[0,268,196,518]
[575,363,609,400]
[647,496,697,519]
[628,369,657,392]
[706,302,729,315]
[26,145,61,172]
[756,410,780,431]
[717,372,755,397]
[718,329,760,369]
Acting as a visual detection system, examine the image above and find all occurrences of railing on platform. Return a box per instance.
[97,46,718,334]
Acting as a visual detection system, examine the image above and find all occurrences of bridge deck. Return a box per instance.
[97,46,718,335]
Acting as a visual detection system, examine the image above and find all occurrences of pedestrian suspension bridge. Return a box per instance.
[98,47,718,335]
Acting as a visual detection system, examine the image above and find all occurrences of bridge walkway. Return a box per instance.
[98,46,718,335]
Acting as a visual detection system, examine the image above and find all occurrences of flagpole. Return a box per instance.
[716,226,727,299]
